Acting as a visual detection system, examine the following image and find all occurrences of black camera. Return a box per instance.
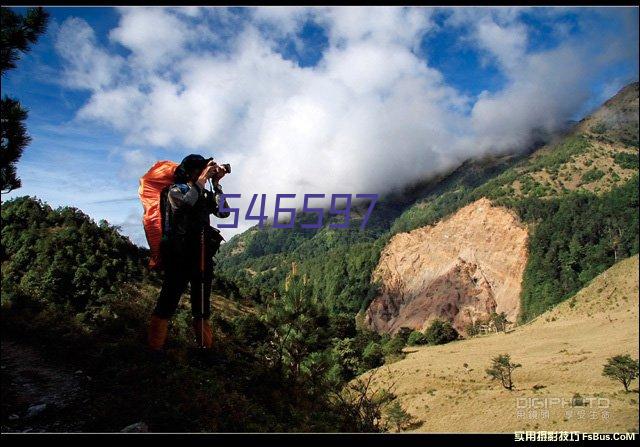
[204,158,231,174]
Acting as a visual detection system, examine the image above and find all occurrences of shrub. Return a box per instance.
[464,320,486,337]
[395,327,414,344]
[407,330,429,346]
[572,393,585,406]
[613,152,639,170]
[581,168,605,184]
[330,312,357,339]
[333,375,395,432]
[490,312,510,332]
[424,320,459,345]
[352,327,382,354]
[232,314,268,348]
[331,337,361,381]
[382,336,406,356]
[362,342,385,370]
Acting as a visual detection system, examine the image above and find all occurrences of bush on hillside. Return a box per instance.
[407,330,429,346]
[424,320,459,345]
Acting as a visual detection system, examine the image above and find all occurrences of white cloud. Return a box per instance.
[171,6,204,18]
[470,44,592,153]
[474,17,528,74]
[119,149,158,180]
[251,6,311,35]
[109,7,193,69]
[52,7,639,241]
[77,85,145,131]
[318,6,433,49]
[55,17,125,90]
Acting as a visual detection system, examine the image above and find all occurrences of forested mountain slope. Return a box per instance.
[217,82,639,328]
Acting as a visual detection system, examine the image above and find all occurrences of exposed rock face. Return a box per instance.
[365,198,528,335]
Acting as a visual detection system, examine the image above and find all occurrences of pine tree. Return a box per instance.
[1,7,49,193]
[385,401,413,432]
[263,275,331,382]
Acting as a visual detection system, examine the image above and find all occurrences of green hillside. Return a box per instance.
[217,152,531,314]
[1,196,149,310]
[216,82,640,323]
[0,196,397,432]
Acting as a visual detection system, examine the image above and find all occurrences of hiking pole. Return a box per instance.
[206,177,217,350]
[198,178,215,348]
[200,226,205,349]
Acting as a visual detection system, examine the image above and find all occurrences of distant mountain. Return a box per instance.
[215,82,639,331]
[365,82,639,333]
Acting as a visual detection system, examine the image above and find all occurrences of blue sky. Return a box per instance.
[2,6,638,246]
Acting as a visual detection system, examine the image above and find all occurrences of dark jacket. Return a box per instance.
[162,182,229,256]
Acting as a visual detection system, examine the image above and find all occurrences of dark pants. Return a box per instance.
[153,233,214,320]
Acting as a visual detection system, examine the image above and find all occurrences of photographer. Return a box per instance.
[148,154,230,352]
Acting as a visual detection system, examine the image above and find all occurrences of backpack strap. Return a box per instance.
[160,185,172,238]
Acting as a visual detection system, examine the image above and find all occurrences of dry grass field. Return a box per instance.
[363,255,639,433]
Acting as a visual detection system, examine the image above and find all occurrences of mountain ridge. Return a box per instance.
[216,81,639,329]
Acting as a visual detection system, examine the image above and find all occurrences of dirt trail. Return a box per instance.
[1,338,91,433]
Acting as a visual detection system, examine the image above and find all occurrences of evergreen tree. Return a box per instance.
[361,341,384,370]
[1,196,146,309]
[262,276,332,382]
[1,7,49,193]
[385,401,413,432]
[1,7,49,73]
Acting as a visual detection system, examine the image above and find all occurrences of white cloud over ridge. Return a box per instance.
[54,7,639,238]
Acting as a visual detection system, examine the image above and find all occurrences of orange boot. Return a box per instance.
[148,315,169,351]
[193,318,213,349]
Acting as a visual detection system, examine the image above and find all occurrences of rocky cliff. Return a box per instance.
[364,198,528,334]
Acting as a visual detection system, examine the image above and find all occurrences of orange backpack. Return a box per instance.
[138,160,178,270]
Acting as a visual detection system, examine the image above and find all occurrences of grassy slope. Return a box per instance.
[363,255,639,433]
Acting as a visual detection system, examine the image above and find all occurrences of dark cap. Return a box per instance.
[180,154,213,171]
[174,154,213,183]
